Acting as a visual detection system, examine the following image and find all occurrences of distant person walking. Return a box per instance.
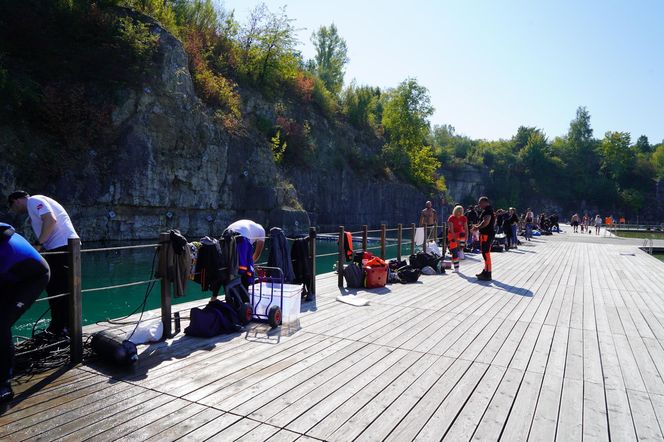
[447,205,467,272]
[594,214,602,235]
[582,213,590,233]
[472,196,496,281]
[8,191,78,336]
[571,213,580,233]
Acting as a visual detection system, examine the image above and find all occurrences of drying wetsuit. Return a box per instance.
[0,223,50,401]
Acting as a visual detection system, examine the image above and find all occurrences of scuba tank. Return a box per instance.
[90,330,138,366]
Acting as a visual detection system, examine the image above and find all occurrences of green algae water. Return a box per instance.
[12,238,403,338]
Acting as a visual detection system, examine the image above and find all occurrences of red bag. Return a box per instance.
[364,265,387,288]
[364,256,386,268]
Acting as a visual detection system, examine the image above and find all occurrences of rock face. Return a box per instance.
[0,18,431,241]
[440,165,488,205]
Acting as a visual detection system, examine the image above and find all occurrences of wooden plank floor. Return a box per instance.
[3,227,664,441]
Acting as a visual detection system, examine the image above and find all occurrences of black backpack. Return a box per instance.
[184,300,241,337]
[398,265,421,283]
[409,252,441,271]
[388,259,408,271]
[343,263,364,288]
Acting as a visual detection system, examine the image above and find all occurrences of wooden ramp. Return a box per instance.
[3,229,664,441]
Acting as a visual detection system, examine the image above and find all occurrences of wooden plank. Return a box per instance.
[286,348,414,434]
[583,380,610,441]
[33,389,162,441]
[235,423,281,442]
[327,354,439,441]
[354,356,456,442]
[556,377,583,441]
[306,351,424,440]
[529,374,563,441]
[264,346,396,428]
[3,382,146,440]
[228,341,370,416]
[439,365,506,440]
[144,408,224,441]
[205,417,262,441]
[410,362,489,441]
[604,388,638,442]
[202,338,353,410]
[470,367,524,440]
[179,412,243,440]
[627,388,664,440]
[500,370,544,441]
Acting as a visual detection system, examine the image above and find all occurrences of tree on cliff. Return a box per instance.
[381,78,442,189]
[309,24,349,96]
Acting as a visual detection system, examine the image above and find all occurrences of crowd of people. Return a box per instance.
[570,213,625,235]
[441,199,614,282]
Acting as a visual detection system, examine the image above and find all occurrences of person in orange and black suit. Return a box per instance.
[471,197,496,281]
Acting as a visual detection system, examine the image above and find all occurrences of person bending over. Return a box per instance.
[0,223,50,403]
[8,191,78,336]
[472,197,496,281]
[227,219,265,288]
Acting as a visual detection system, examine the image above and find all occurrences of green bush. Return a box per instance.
[312,76,337,118]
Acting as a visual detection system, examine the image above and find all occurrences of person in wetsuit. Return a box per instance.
[471,197,496,281]
[0,223,50,403]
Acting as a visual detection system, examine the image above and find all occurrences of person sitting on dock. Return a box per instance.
[472,196,496,281]
[0,223,50,403]
[8,191,78,337]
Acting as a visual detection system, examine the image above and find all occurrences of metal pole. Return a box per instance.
[308,227,317,297]
[159,232,172,339]
[380,224,386,260]
[397,223,403,261]
[362,225,368,252]
[67,237,82,364]
[338,226,345,288]
[411,223,416,256]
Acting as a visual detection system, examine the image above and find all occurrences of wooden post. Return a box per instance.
[411,223,416,256]
[308,227,317,297]
[67,238,82,364]
[362,225,368,252]
[380,224,386,260]
[159,232,172,340]
[397,223,403,261]
[337,226,345,288]
[423,225,428,253]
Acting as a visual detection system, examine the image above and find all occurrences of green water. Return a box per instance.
[655,253,664,263]
[12,238,404,337]
[615,230,664,240]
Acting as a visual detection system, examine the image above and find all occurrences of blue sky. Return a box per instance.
[223,0,663,143]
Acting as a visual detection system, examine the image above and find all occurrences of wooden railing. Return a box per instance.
[28,222,444,365]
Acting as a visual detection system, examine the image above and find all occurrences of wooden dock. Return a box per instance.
[2,228,664,441]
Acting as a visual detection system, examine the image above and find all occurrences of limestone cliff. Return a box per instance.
[0,17,432,241]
